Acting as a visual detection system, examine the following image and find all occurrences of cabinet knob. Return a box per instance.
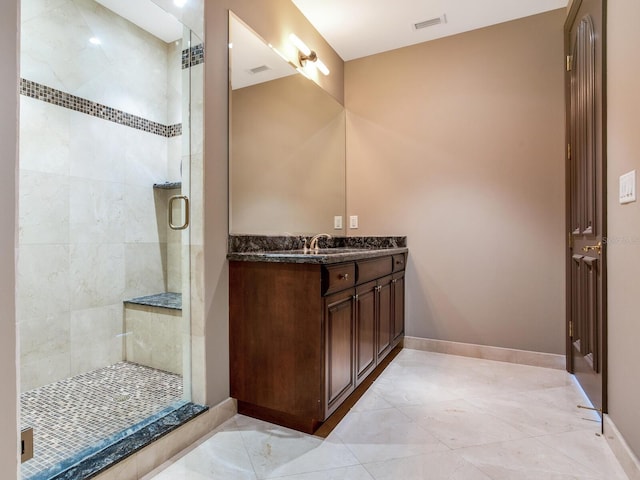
[396,260,404,265]
[338,273,349,280]
[392,279,397,284]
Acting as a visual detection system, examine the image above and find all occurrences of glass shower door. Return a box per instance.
[18,1,200,477]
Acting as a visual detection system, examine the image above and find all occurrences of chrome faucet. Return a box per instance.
[309,233,332,251]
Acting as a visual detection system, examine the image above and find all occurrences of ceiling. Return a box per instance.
[92,1,569,61]
[292,0,568,61]
[95,0,183,43]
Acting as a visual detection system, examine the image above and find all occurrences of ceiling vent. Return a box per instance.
[248,65,271,75]
[413,14,447,31]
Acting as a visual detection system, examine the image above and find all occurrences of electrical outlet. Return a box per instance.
[620,170,636,204]
[349,215,359,229]
[334,216,343,229]
[21,428,33,463]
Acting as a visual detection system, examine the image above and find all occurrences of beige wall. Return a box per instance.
[606,0,640,459]
[203,0,344,404]
[345,10,566,354]
[0,0,19,476]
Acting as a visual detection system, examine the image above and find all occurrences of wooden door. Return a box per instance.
[565,0,607,414]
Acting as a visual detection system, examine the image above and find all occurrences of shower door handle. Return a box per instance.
[168,195,190,230]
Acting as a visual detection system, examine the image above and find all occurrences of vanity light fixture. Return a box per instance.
[289,33,330,76]
[315,59,330,76]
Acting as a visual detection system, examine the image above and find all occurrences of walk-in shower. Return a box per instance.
[18,0,203,477]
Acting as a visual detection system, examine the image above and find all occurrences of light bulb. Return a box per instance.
[289,33,311,56]
[315,59,330,76]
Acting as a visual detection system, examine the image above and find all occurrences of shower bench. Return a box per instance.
[123,292,183,374]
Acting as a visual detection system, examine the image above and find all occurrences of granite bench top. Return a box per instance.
[153,181,182,190]
[124,292,182,310]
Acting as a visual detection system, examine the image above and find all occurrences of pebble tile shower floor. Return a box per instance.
[20,362,183,479]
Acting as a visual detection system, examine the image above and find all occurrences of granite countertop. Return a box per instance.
[227,235,408,264]
[227,246,408,264]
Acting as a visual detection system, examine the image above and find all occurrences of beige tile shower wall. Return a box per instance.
[18,0,184,391]
[125,305,182,374]
[167,41,183,126]
[166,188,183,293]
[345,10,566,354]
[21,0,171,125]
[606,0,640,461]
[18,96,171,390]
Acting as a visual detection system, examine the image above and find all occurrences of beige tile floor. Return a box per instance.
[144,349,628,480]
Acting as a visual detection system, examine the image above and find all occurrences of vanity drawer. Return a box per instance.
[392,254,406,272]
[322,263,356,295]
[357,257,392,284]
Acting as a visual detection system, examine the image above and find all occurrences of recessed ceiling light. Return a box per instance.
[174,0,187,7]
[89,37,101,45]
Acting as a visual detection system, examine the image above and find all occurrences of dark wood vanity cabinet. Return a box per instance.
[354,280,376,386]
[325,288,356,415]
[392,271,405,342]
[229,252,406,433]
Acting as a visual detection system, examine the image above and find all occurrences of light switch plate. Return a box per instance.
[619,170,636,204]
[349,215,359,229]
[334,216,343,229]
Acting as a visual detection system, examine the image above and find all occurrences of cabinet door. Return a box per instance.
[325,290,355,416]
[355,282,376,385]
[377,275,393,362]
[392,272,405,343]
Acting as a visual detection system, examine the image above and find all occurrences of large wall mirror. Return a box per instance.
[228,12,346,235]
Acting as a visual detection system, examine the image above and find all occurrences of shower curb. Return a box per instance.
[45,403,208,480]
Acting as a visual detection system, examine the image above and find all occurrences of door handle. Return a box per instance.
[582,242,602,256]
[168,195,190,230]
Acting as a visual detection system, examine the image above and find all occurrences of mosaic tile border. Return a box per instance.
[20,78,182,138]
[182,43,205,69]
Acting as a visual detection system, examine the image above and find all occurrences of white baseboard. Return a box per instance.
[403,336,566,370]
[95,397,237,480]
[604,414,640,480]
